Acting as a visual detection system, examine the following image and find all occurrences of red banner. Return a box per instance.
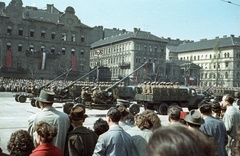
[6,50,12,68]
[71,55,77,71]
[135,72,139,84]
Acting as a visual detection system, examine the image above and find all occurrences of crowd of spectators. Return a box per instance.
[1,85,240,156]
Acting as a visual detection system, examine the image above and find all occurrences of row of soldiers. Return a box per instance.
[140,81,180,94]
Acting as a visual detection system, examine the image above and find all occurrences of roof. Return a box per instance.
[23,8,61,23]
[176,36,240,52]
[91,31,168,48]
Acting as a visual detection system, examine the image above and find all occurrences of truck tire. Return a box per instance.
[31,99,36,107]
[15,95,19,102]
[129,103,140,116]
[18,95,27,103]
[158,103,168,115]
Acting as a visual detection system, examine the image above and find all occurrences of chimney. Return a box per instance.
[0,2,5,14]
[215,36,219,39]
[223,35,227,38]
[230,34,235,37]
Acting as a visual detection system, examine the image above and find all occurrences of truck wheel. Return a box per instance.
[158,103,168,115]
[31,99,36,107]
[15,95,19,102]
[129,104,140,116]
[18,95,27,103]
[35,100,40,108]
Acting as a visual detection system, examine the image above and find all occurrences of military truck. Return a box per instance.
[134,86,205,115]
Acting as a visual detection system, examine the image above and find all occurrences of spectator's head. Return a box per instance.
[35,121,57,144]
[7,130,34,156]
[69,104,88,122]
[198,101,212,115]
[93,118,109,136]
[116,104,129,120]
[63,102,74,115]
[147,124,217,156]
[184,109,204,129]
[168,105,181,122]
[106,107,121,124]
[221,94,235,107]
[140,110,161,131]
[211,101,222,118]
[37,89,55,107]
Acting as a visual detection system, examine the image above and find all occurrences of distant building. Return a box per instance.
[176,35,240,87]
[90,28,168,85]
[0,0,93,80]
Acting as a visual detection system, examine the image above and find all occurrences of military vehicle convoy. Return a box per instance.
[134,86,205,115]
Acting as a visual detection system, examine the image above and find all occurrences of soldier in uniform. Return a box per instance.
[146,82,152,94]
[92,86,107,105]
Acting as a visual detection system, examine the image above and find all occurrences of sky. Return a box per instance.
[1,0,240,41]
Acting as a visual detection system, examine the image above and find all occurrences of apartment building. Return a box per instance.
[0,0,92,80]
[90,28,168,85]
[176,35,240,87]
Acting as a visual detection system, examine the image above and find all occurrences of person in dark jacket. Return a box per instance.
[65,104,98,156]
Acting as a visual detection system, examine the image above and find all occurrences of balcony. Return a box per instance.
[119,62,130,69]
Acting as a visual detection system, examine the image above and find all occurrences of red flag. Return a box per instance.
[71,55,77,71]
[135,72,139,84]
[6,50,12,68]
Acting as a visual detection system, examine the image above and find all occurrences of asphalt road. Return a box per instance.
[0,92,169,154]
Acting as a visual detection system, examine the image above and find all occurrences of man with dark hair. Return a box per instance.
[221,94,240,156]
[199,101,228,156]
[93,118,109,136]
[93,107,132,156]
[168,105,181,124]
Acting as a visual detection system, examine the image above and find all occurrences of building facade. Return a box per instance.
[0,0,93,80]
[176,35,240,87]
[90,28,168,85]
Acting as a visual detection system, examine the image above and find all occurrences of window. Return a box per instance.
[51,32,55,39]
[81,35,85,42]
[80,49,84,55]
[225,72,228,79]
[225,62,229,68]
[18,43,22,52]
[30,29,34,37]
[41,30,46,38]
[71,34,76,42]
[51,47,55,54]
[205,73,208,78]
[41,45,45,52]
[7,26,12,35]
[29,45,34,52]
[71,49,75,55]
[62,48,65,55]
[7,42,11,50]
[18,28,23,36]
[62,33,66,41]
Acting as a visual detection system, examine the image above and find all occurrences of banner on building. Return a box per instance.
[135,72,139,84]
[71,55,77,71]
[39,52,46,70]
[6,50,12,68]
[153,62,156,73]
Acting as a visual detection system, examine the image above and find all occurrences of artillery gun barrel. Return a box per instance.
[39,68,72,90]
[104,61,149,91]
[62,68,97,90]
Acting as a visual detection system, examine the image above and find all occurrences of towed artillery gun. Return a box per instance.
[31,68,98,108]
[85,62,149,112]
[14,68,72,104]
